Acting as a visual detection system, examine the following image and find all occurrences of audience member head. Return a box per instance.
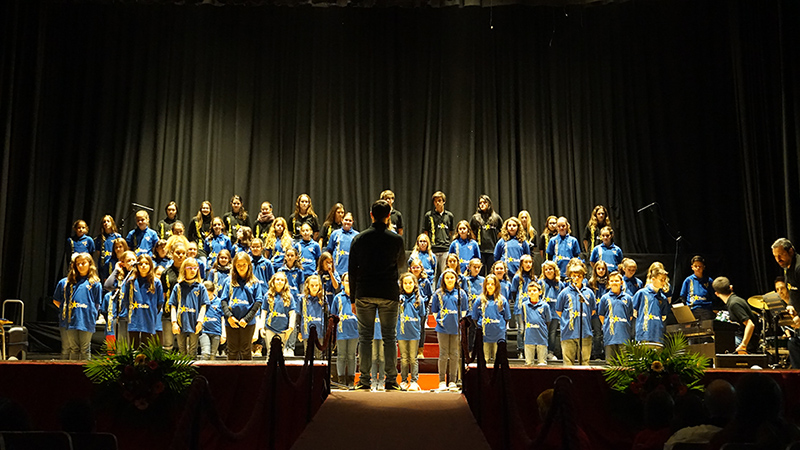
[705,379,736,425]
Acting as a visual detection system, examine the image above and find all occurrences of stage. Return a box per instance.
[2,358,800,450]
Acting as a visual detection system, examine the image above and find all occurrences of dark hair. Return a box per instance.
[371,200,391,221]
[712,276,732,295]
[691,255,705,265]
[165,201,177,214]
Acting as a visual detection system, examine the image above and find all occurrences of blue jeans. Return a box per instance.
[356,297,399,387]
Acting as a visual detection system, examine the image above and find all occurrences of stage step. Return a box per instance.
[291,391,490,450]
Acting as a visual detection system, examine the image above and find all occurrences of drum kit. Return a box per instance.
[746,292,797,368]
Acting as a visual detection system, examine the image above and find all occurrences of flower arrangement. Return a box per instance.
[603,332,710,398]
[84,338,197,411]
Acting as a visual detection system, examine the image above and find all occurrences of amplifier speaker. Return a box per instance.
[715,353,768,369]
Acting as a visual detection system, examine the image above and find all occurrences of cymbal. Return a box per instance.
[747,295,766,310]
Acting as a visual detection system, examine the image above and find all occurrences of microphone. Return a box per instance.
[637,202,657,213]
[132,202,154,212]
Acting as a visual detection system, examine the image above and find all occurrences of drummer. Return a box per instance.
[772,238,800,368]
[712,277,760,354]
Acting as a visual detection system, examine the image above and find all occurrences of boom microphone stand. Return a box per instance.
[573,277,590,366]
[637,202,685,301]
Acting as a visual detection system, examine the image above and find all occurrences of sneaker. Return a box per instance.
[547,352,557,361]
[408,381,421,391]
[448,382,459,391]
[400,381,409,391]
[384,382,402,391]
[378,380,385,391]
[353,382,370,391]
[438,381,447,391]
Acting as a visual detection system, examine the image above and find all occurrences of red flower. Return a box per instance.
[123,365,135,377]
[153,381,165,394]
[630,382,642,394]
[677,385,688,396]
[148,360,159,370]
[637,373,648,383]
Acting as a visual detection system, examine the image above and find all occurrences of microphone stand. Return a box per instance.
[637,202,685,302]
[112,264,137,346]
[573,280,590,366]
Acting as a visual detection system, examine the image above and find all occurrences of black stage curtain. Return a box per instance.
[1,0,798,320]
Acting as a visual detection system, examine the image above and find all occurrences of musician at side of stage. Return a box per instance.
[772,238,800,368]
[712,276,760,354]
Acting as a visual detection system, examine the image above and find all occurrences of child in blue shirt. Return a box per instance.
[265,217,295,269]
[409,258,433,357]
[204,217,233,269]
[679,255,716,320]
[68,219,96,256]
[53,253,102,360]
[431,269,468,390]
[409,234,437,281]
[278,247,305,356]
[598,271,634,361]
[461,258,484,354]
[493,217,531,280]
[259,272,297,361]
[169,257,209,358]
[299,275,325,358]
[621,258,644,296]
[589,226,623,273]
[317,252,341,308]
[122,254,165,349]
[220,253,263,361]
[509,254,536,358]
[633,264,670,345]
[278,248,305,296]
[449,220,481,274]
[250,238,275,289]
[331,273,358,388]
[398,273,426,391]
[521,282,551,366]
[94,215,121,281]
[539,260,564,360]
[589,261,609,360]
[298,224,322,278]
[126,211,160,257]
[491,261,511,305]
[326,212,357,277]
[205,249,232,298]
[200,280,223,360]
[546,217,582,279]
[470,274,511,365]
[556,261,596,366]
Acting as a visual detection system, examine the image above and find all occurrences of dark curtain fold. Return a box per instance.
[1,0,798,320]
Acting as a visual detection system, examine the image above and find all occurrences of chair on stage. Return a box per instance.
[0,431,73,450]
